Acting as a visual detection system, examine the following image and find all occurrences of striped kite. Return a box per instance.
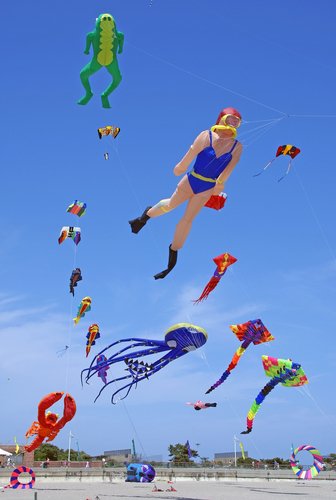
[194,253,237,304]
[58,227,81,246]
[241,355,308,434]
[98,125,120,139]
[206,319,274,394]
[86,324,100,357]
[73,297,92,325]
[67,201,87,217]
[254,144,301,182]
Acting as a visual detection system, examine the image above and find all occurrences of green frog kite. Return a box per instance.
[78,13,124,109]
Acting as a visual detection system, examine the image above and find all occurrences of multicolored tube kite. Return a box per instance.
[206,319,274,394]
[241,356,308,434]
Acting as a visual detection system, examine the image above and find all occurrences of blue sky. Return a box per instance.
[1,0,335,462]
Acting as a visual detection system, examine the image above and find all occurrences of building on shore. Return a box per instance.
[103,449,132,464]
[0,444,34,467]
[214,451,248,465]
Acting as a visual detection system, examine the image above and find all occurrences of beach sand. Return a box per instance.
[1,480,336,500]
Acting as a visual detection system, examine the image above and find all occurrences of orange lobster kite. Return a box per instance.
[24,392,76,452]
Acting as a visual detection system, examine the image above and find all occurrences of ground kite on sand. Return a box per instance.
[290,444,324,480]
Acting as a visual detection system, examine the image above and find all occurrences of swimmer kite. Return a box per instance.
[241,355,308,434]
[206,319,274,394]
[82,323,208,403]
[129,107,243,279]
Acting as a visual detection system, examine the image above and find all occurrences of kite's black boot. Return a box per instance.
[154,245,178,280]
[128,206,152,234]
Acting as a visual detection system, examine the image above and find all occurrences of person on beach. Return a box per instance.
[129,108,243,279]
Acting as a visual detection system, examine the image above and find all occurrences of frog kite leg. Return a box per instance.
[78,13,124,109]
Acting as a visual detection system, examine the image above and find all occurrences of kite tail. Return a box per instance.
[205,369,230,394]
[253,158,275,178]
[278,159,293,182]
[194,276,220,304]
[205,345,246,394]
[241,377,280,434]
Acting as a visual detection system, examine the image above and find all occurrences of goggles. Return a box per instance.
[211,114,241,138]
[220,114,241,128]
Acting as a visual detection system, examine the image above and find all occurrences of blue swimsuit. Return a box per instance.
[187,131,238,194]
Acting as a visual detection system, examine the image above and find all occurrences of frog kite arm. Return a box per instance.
[78,13,124,109]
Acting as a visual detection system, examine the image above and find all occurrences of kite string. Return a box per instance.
[127,42,336,121]
[64,245,78,392]
[111,141,169,255]
[223,395,264,461]
[104,361,148,460]
[181,294,267,462]
[121,400,148,459]
[239,118,285,140]
[288,114,336,118]
[241,118,286,147]
[126,41,288,116]
[297,385,336,425]
[111,115,284,261]
[293,168,336,262]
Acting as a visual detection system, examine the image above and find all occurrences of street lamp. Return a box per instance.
[68,431,74,463]
[233,435,239,468]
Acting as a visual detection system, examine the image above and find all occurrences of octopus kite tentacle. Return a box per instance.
[81,338,168,384]
[105,349,188,404]
[81,324,208,403]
